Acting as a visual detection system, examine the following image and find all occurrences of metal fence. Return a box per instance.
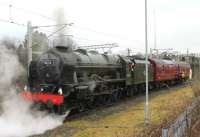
[161,98,199,137]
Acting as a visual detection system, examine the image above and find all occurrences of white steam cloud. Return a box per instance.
[0,46,64,137]
[53,3,76,50]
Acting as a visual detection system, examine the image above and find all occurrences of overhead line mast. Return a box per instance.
[144,0,149,126]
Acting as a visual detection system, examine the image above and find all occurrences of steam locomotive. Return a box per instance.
[21,46,191,114]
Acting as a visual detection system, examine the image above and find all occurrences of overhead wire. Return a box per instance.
[34,28,107,46]
[9,4,55,22]
[0,18,25,26]
[34,23,74,28]
[68,36,107,43]
[0,2,140,51]
[0,3,137,43]
[47,25,68,38]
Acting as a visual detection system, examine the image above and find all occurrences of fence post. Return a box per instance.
[162,128,169,137]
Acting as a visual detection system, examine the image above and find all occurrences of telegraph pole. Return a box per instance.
[153,10,157,50]
[144,0,149,126]
[27,21,32,75]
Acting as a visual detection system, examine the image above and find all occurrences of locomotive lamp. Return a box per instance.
[58,88,63,95]
[24,85,28,91]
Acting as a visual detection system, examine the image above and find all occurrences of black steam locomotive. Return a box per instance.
[21,46,191,114]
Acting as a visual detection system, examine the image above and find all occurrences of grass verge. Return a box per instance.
[63,85,194,137]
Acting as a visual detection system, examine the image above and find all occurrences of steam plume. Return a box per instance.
[0,46,64,137]
[53,2,76,50]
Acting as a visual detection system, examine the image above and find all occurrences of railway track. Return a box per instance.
[64,81,190,121]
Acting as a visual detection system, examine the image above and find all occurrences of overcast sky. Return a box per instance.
[0,0,199,54]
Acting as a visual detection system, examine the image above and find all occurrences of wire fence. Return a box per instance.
[161,97,200,137]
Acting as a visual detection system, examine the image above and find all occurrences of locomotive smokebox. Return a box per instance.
[37,52,62,84]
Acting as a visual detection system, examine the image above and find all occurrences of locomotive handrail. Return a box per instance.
[75,65,122,68]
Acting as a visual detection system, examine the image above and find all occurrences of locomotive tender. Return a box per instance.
[21,46,191,113]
